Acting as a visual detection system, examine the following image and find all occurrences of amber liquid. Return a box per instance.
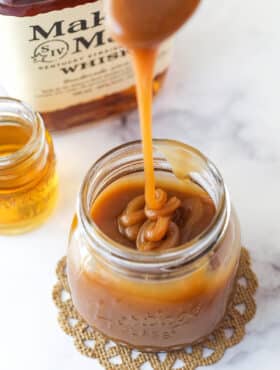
[69,175,239,348]
[92,174,215,248]
[0,124,58,234]
[0,0,168,131]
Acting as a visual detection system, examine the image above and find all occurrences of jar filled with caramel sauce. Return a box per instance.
[0,0,171,130]
[0,97,58,234]
[67,140,241,351]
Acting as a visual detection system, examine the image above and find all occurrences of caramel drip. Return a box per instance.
[131,48,161,210]
[118,189,181,251]
[117,50,184,251]
[106,0,201,252]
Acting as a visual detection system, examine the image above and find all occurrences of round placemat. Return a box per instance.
[52,248,258,370]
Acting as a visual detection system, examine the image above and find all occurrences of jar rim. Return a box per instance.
[78,139,231,271]
[0,97,45,168]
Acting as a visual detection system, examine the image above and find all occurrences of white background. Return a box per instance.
[1,0,280,369]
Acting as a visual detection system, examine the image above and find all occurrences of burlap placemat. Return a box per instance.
[52,247,257,370]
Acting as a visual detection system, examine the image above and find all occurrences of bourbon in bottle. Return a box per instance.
[0,1,172,130]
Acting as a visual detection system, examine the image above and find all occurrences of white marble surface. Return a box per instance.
[1,0,280,369]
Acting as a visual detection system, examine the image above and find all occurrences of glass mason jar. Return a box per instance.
[67,140,241,351]
[0,97,58,234]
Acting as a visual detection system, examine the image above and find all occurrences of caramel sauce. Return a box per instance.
[70,169,239,348]
[105,0,200,48]
[92,175,215,251]
[69,198,240,348]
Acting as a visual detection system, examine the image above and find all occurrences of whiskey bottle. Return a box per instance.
[0,1,172,130]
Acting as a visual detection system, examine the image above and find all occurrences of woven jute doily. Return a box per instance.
[52,248,258,370]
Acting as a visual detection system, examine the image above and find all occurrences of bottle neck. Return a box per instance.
[0,98,48,188]
[78,140,230,278]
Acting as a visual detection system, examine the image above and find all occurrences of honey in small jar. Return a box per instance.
[0,98,58,234]
[67,140,241,351]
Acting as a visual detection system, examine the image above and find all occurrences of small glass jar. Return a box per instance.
[0,97,58,234]
[67,140,241,351]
